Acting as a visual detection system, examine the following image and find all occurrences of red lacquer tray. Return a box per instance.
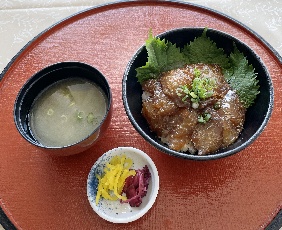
[1,1,282,229]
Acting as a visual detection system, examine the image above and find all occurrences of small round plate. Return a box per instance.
[87,147,159,223]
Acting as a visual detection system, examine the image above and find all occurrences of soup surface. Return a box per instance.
[29,78,107,147]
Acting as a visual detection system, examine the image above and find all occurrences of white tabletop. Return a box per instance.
[0,0,281,229]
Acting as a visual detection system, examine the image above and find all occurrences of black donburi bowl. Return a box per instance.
[122,27,274,160]
[14,62,112,156]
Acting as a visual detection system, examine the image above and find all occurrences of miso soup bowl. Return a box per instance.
[14,62,112,156]
[122,27,274,160]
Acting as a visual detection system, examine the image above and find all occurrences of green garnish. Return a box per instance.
[136,28,260,108]
[77,111,85,120]
[136,29,187,83]
[69,102,75,107]
[198,113,211,123]
[87,112,95,124]
[177,68,216,109]
[75,111,99,125]
[60,87,75,103]
[47,108,54,116]
[61,115,67,122]
[191,70,216,100]
[194,68,202,78]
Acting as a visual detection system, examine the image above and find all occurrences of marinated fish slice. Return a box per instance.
[160,67,193,107]
[142,79,177,117]
[141,63,246,155]
[191,114,223,155]
[161,108,198,153]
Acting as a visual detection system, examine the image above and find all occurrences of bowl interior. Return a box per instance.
[14,62,112,148]
[87,147,159,223]
[122,28,274,160]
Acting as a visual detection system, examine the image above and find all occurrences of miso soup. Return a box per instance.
[29,78,107,147]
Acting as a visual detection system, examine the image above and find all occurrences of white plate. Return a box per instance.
[87,147,159,223]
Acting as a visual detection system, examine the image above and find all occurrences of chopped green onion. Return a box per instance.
[77,111,85,120]
[189,92,197,99]
[194,68,201,78]
[178,71,216,108]
[61,115,67,122]
[198,116,205,123]
[87,112,95,124]
[198,112,211,123]
[182,95,189,102]
[47,108,54,116]
[69,102,75,107]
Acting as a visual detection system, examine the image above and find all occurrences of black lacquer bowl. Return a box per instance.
[122,28,274,160]
[14,62,112,156]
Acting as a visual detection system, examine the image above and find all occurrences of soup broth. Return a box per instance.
[29,78,107,147]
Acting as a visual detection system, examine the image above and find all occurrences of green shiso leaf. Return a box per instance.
[135,28,260,108]
[135,64,160,83]
[223,45,260,108]
[136,30,186,83]
[183,28,230,69]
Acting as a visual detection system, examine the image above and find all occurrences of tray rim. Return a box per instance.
[0,0,281,229]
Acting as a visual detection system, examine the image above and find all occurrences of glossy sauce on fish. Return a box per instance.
[141,64,245,155]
